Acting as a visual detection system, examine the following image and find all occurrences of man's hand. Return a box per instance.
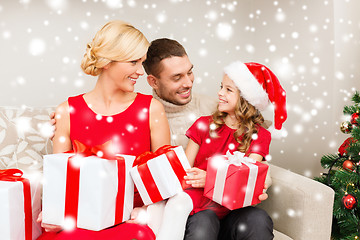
[37,211,63,232]
[49,111,56,140]
[184,167,206,188]
[126,206,148,225]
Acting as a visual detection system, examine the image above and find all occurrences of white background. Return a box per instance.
[1,0,359,177]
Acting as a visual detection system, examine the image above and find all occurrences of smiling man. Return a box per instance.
[143,38,217,149]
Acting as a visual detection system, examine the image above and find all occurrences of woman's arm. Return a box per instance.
[149,98,171,151]
[38,101,72,232]
[52,101,72,153]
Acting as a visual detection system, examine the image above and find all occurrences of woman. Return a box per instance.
[38,20,192,240]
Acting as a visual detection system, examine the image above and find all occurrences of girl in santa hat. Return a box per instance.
[183,61,287,240]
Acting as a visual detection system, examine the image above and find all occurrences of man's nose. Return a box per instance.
[182,74,193,88]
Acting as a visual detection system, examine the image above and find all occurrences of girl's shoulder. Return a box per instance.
[194,115,213,124]
[256,125,272,140]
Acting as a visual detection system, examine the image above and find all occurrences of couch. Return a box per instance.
[0,106,335,240]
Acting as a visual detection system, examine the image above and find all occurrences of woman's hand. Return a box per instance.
[126,206,148,225]
[37,211,63,232]
[184,167,207,188]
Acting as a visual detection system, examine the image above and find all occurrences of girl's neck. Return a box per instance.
[224,114,239,129]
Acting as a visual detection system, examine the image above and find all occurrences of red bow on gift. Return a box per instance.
[133,145,176,167]
[70,140,118,160]
[0,169,32,240]
[64,140,126,226]
[133,145,190,192]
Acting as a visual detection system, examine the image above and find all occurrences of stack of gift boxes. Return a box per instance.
[0,143,268,238]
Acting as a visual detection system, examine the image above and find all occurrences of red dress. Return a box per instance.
[38,93,155,240]
[184,116,271,219]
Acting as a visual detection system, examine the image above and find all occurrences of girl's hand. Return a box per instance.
[184,167,207,188]
[37,211,63,232]
[126,206,148,225]
[258,184,269,201]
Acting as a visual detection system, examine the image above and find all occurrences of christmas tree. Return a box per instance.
[315,91,360,239]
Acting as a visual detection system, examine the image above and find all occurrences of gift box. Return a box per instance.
[0,169,42,240]
[204,151,269,210]
[130,145,191,205]
[42,140,135,231]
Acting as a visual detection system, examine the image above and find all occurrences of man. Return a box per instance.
[143,38,274,240]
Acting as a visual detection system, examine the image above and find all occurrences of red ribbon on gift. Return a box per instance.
[0,169,32,240]
[64,140,126,226]
[133,145,189,203]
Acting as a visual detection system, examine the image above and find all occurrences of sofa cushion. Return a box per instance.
[0,106,55,174]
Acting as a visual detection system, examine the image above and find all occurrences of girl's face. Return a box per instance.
[218,74,240,115]
[103,54,147,92]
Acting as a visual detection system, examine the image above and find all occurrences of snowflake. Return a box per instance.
[29,38,46,56]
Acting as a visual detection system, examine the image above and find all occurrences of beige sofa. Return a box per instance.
[0,106,335,240]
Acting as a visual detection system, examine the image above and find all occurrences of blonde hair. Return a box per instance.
[81,20,149,76]
[211,94,265,153]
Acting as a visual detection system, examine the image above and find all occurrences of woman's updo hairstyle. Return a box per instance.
[81,20,149,76]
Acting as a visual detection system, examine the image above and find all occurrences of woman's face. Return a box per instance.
[104,54,147,92]
[217,74,240,115]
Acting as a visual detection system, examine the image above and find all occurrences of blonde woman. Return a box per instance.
[38,20,192,240]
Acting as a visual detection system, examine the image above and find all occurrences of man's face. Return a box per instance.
[155,55,194,105]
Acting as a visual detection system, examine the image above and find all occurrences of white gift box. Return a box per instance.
[130,146,191,205]
[0,172,42,240]
[42,153,135,231]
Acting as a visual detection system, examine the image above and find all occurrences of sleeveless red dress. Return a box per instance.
[37,93,155,240]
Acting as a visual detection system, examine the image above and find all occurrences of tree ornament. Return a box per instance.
[350,112,360,126]
[340,121,352,134]
[342,160,355,171]
[342,194,357,210]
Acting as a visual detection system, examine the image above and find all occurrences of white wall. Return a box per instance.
[1,0,359,177]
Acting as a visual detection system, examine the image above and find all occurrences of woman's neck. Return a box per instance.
[84,77,136,115]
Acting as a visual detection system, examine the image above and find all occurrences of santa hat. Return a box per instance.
[223,61,287,137]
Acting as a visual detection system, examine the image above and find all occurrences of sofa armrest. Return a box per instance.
[258,164,334,240]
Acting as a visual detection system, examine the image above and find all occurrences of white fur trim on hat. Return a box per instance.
[224,61,269,111]
[267,125,288,139]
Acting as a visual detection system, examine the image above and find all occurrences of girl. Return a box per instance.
[184,61,287,240]
[37,20,192,240]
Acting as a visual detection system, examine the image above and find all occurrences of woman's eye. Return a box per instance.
[131,61,137,64]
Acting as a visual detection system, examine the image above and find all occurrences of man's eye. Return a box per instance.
[187,71,193,75]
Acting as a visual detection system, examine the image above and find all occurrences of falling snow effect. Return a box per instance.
[0,0,358,183]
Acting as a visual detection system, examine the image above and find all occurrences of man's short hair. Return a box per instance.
[143,38,187,78]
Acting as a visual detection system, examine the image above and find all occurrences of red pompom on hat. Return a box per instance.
[224,61,287,137]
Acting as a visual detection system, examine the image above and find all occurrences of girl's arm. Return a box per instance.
[149,98,171,151]
[248,153,270,201]
[184,139,200,167]
[248,153,263,162]
[184,139,206,188]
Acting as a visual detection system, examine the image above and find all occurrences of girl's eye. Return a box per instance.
[130,60,137,65]
[227,88,232,92]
